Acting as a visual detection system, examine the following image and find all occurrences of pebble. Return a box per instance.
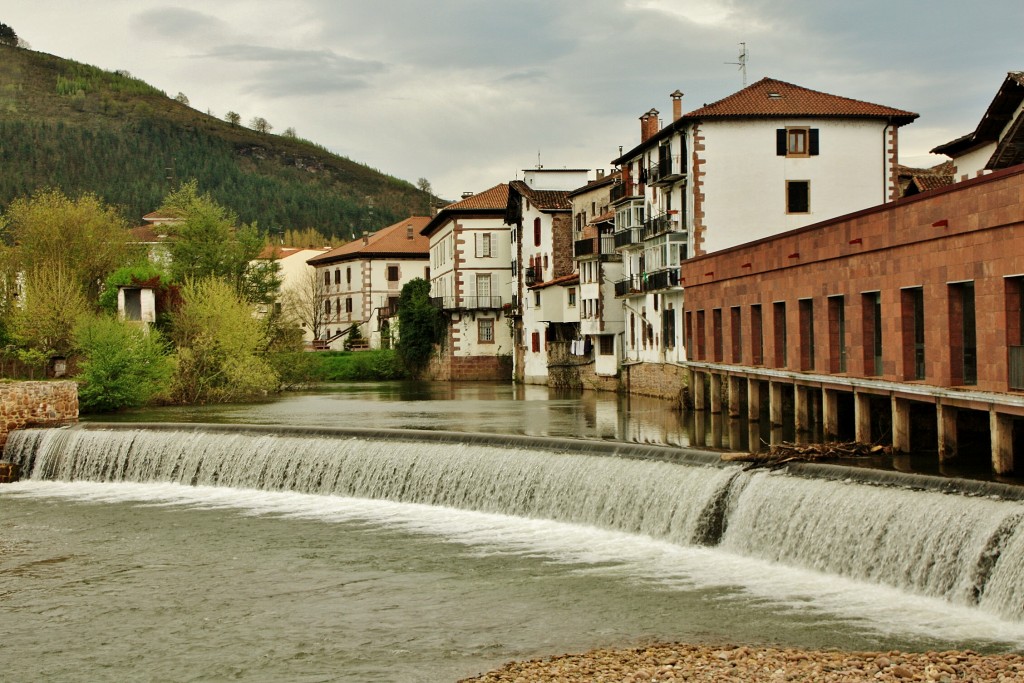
[457,644,1024,682]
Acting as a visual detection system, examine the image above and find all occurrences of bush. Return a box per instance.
[74,315,172,412]
[312,350,404,381]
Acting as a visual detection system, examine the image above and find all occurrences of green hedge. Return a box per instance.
[270,349,405,386]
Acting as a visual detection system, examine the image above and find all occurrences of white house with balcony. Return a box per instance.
[569,171,622,378]
[609,79,917,367]
[422,185,514,380]
[505,169,587,384]
[307,216,431,350]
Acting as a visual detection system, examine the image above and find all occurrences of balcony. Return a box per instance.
[614,276,639,297]
[574,237,596,257]
[609,181,640,205]
[524,266,537,286]
[643,267,681,291]
[640,213,677,241]
[613,227,641,249]
[434,296,504,311]
[650,151,687,186]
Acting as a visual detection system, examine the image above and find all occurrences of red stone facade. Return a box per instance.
[679,165,1024,403]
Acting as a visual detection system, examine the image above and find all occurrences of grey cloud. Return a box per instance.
[203,44,387,96]
[129,7,228,44]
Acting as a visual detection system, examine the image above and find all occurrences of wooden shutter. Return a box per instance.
[776,129,787,155]
[809,128,819,156]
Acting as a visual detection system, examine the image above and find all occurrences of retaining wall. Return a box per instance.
[0,381,78,454]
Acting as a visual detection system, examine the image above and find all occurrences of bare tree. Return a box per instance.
[249,116,272,134]
[280,265,327,343]
[174,92,190,106]
[283,127,297,138]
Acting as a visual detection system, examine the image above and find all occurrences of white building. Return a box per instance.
[505,169,587,384]
[254,245,331,343]
[610,78,917,366]
[932,71,1024,180]
[307,216,430,350]
[569,171,622,378]
[422,185,514,380]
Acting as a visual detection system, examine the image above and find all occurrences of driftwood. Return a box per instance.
[721,441,891,468]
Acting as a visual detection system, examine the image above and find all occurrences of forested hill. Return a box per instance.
[0,44,434,239]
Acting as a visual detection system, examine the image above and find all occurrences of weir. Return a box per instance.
[9,422,1024,622]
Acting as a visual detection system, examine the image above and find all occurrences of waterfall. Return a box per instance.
[9,423,1024,621]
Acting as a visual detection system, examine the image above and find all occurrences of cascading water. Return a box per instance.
[9,422,1024,624]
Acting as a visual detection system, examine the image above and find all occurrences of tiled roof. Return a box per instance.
[683,78,918,122]
[422,184,510,236]
[530,272,580,290]
[141,210,181,223]
[590,210,615,224]
[308,216,431,265]
[509,180,572,211]
[256,246,331,260]
[567,170,621,198]
[128,225,167,242]
[910,175,954,192]
[932,72,1024,165]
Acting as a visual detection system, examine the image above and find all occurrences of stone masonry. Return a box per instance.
[0,380,79,454]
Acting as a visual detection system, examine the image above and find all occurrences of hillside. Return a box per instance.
[0,44,433,238]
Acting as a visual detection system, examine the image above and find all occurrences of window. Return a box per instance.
[901,288,925,380]
[862,292,882,376]
[663,307,676,350]
[799,299,815,371]
[750,304,763,365]
[386,265,400,282]
[777,128,819,157]
[476,233,492,258]
[323,270,330,286]
[334,269,341,285]
[787,181,810,214]
[475,273,492,307]
[695,310,706,360]
[345,297,353,313]
[599,335,615,356]
[531,331,541,353]
[730,306,741,363]
[828,296,846,373]
[534,217,541,247]
[478,318,494,344]
[346,267,352,285]
[949,282,977,385]
[567,288,576,307]
[773,301,787,368]
[712,309,723,362]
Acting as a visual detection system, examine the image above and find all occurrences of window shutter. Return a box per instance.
[776,129,787,155]
[809,129,819,156]
[474,233,481,258]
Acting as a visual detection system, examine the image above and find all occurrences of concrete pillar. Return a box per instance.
[747,378,762,452]
[728,375,743,450]
[991,409,1015,475]
[794,386,810,444]
[710,373,723,448]
[892,396,911,453]
[692,370,706,412]
[822,389,839,442]
[854,391,872,444]
[937,402,958,462]
[769,381,785,445]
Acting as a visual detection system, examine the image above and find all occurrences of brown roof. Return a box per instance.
[530,273,580,290]
[256,246,331,260]
[141,210,181,223]
[509,180,572,211]
[932,72,1024,167]
[567,170,622,198]
[684,77,918,122]
[421,184,510,236]
[128,225,167,242]
[308,216,431,265]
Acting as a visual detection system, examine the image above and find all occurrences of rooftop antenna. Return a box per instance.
[725,42,748,87]
[536,150,543,169]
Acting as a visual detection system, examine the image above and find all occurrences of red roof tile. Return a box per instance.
[308,216,431,265]
[684,77,918,122]
[530,273,580,290]
[509,180,572,211]
[422,184,510,236]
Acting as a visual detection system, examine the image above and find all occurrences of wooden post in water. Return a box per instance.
[747,378,762,452]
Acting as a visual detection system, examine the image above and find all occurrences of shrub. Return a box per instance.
[74,315,172,412]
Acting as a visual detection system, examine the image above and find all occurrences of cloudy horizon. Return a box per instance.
[5,1,1023,202]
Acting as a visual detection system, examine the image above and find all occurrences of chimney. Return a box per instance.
[596,169,605,179]
[461,191,475,199]
[641,108,660,142]
[406,224,414,240]
[670,90,684,122]
[362,231,369,245]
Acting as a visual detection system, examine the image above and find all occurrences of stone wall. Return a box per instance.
[0,381,79,454]
[622,362,688,402]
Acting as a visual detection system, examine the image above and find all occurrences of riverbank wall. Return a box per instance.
[0,381,78,457]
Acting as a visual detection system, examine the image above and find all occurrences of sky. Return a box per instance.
[5,1,1024,202]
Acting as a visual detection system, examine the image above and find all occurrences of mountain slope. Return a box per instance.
[0,44,433,238]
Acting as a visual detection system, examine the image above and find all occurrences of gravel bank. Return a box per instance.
[458,643,1024,682]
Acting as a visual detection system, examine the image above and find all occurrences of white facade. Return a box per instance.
[266,247,330,343]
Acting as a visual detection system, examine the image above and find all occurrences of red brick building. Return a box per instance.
[679,164,1024,474]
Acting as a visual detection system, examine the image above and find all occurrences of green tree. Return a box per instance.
[250,116,272,134]
[159,180,278,302]
[74,314,173,412]
[224,110,241,126]
[0,188,135,301]
[9,266,89,357]
[0,23,17,47]
[395,278,443,377]
[169,277,278,403]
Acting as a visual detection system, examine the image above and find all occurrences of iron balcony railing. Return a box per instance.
[433,296,504,311]
[610,181,640,205]
[641,213,676,241]
[614,276,639,297]
[524,266,537,286]
[643,267,681,291]
[574,237,596,257]
[613,227,641,249]
[1010,346,1024,390]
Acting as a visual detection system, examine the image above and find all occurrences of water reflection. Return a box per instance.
[94,381,691,447]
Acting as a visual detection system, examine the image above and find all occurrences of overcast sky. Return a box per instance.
[5,1,1024,202]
